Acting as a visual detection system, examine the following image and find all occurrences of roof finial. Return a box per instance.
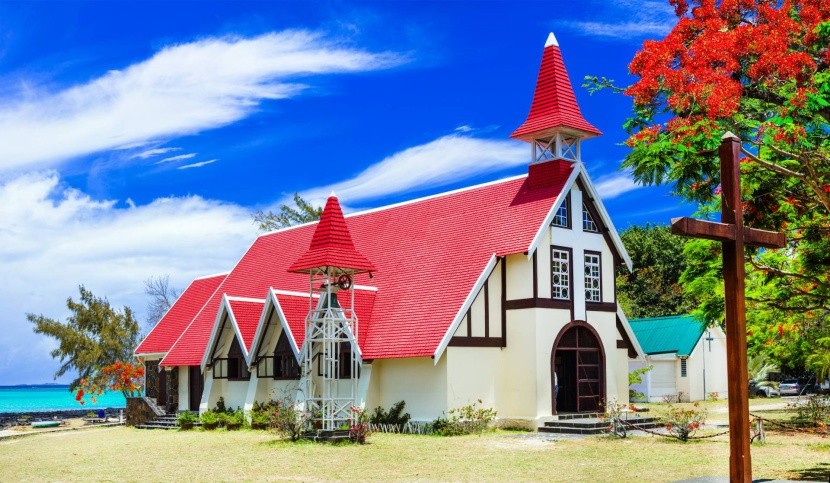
[545,32,559,48]
[329,190,337,198]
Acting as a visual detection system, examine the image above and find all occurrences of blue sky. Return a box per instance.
[0,1,693,385]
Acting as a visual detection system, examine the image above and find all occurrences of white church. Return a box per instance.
[134,32,646,430]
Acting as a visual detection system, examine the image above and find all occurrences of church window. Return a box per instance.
[551,194,570,228]
[274,332,300,380]
[551,247,571,300]
[226,337,250,381]
[584,252,601,302]
[582,203,599,232]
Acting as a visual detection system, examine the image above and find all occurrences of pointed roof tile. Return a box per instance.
[511,32,601,142]
[287,195,376,274]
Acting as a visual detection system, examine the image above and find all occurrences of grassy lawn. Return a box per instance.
[1,426,827,481]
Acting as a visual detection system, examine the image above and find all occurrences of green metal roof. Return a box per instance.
[628,314,705,357]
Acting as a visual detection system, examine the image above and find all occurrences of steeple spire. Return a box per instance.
[512,32,600,164]
[287,195,375,274]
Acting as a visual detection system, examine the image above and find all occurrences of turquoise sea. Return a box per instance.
[0,385,126,413]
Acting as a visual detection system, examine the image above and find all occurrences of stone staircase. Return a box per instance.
[135,414,187,430]
[538,412,659,435]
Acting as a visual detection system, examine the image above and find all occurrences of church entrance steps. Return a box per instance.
[135,414,198,430]
[539,414,658,435]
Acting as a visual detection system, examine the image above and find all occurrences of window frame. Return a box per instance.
[273,332,300,380]
[582,202,599,233]
[551,193,571,229]
[584,251,602,303]
[226,337,250,382]
[550,246,573,301]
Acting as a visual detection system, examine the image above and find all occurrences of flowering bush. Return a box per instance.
[661,402,708,442]
[602,398,628,438]
[349,406,371,444]
[267,399,308,441]
[432,400,497,436]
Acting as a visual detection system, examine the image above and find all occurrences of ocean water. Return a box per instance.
[0,385,126,413]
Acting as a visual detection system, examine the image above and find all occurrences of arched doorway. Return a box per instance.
[552,322,605,414]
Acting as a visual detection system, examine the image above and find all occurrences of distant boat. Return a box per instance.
[31,421,61,428]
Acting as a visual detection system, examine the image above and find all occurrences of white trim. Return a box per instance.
[648,353,678,361]
[199,295,254,372]
[576,164,633,270]
[257,174,529,238]
[526,162,581,258]
[134,352,166,359]
[433,254,498,363]
[225,296,266,303]
[194,271,231,280]
[616,306,646,359]
[271,288,320,299]
[249,288,303,365]
[353,284,379,292]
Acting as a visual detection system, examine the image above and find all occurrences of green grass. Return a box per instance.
[0,426,827,481]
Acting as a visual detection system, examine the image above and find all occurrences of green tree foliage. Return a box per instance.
[617,224,699,318]
[27,286,140,391]
[253,192,322,232]
[591,1,830,377]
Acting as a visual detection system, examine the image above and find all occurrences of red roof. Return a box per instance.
[227,298,264,353]
[511,33,601,142]
[288,195,376,274]
[135,273,227,355]
[161,164,572,366]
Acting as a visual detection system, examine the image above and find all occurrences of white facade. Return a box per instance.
[184,175,643,427]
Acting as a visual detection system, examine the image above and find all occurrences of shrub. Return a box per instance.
[661,402,707,442]
[268,399,308,441]
[177,410,197,430]
[792,394,830,427]
[370,400,411,426]
[214,397,228,414]
[224,409,244,430]
[200,410,221,430]
[349,406,371,444]
[708,392,719,402]
[602,398,628,438]
[432,400,496,436]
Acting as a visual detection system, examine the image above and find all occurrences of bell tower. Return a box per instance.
[512,32,601,165]
[288,193,375,433]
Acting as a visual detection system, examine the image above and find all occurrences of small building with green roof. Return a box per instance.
[628,315,728,402]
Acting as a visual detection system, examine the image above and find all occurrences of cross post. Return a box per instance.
[671,132,786,483]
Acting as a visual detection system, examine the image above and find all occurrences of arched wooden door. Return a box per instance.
[552,323,605,414]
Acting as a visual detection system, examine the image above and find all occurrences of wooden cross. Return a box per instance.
[671,132,786,483]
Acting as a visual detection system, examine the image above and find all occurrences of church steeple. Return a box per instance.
[512,32,600,164]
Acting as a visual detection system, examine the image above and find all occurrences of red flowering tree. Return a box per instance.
[28,286,142,405]
[605,0,830,376]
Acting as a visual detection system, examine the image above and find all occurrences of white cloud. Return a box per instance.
[132,147,180,160]
[300,135,526,205]
[0,172,254,384]
[0,30,405,173]
[178,159,218,170]
[156,153,197,164]
[594,171,641,199]
[557,0,676,40]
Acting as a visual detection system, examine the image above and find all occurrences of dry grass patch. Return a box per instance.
[0,427,826,481]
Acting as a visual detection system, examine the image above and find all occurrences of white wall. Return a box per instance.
[687,327,729,401]
[372,356,447,422]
